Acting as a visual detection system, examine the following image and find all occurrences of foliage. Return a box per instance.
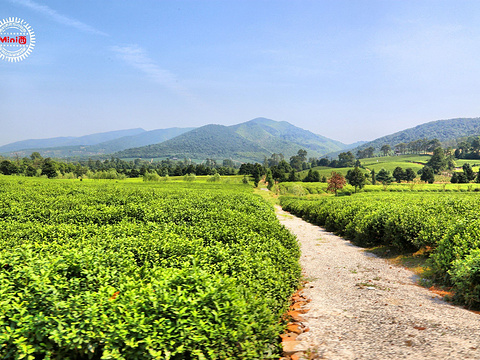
[375,168,393,185]
[302,169,321,183]
[41,158,58,178]
[0,160,19,175]
[265,169,274,190]
[207,173,222,182]
[327,172,346,196]
[420,166,435,184]
[405,168,416,182]
[427,147,447,173]
[183,173,197,182]
[0,177,301,358]
[345,167,366,193]
[462,163,475,181]
[392,166,405,183]
[380,144,391,156]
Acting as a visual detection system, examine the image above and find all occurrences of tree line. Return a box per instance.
[0,152,237,179]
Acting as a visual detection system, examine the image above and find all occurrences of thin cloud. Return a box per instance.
[10,0,108,36]
[111,45,187,95]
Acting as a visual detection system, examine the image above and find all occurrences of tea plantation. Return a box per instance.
[0,177,301,359]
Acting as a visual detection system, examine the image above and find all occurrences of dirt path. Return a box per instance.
[276,205,480,360]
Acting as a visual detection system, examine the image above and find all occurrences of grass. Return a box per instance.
[254,180,281,206]
[360,154,430,172]
[365,245,430,277]
[298,154,431,179]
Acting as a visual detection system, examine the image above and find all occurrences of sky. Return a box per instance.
[2,0,480,146]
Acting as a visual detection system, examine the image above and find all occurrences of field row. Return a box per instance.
[0,177,301,359]
[275,181,480,196]
[280,192,480,308]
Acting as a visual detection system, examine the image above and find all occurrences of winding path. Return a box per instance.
[276,205,480,359]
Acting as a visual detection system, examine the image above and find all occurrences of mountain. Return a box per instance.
[83,127,195,154]
[353,117,480,153]
[1,118,349,162]
[230,118,345,155]
[0,128,145,153]
[0,127,194,158]
[115,118,347,162]
[115,124,271,162]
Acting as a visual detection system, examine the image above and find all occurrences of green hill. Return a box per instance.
[355,117,480,153]
[115,124,271,162]
[116,118,347,162]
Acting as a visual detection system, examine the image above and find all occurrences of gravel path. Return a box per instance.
[276,205,480,360]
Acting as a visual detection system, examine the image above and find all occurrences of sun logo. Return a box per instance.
[0,17,35,62]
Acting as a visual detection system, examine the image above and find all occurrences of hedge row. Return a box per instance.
[281,193,480,308]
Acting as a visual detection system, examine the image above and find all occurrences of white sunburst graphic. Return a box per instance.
[0,17,35,62]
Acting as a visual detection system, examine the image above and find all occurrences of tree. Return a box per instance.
[357,147,375,159]
[405,168,416,182]
[453,172,468,183]
[462,163,475,181]
[476,170,480,184]
[447,158,456,170]
[288,169,298,182]
[290,150,308,171]
[380,144,391,156]
[337,151,355,167]
[267,153,284,167]
[303,169,321,182]
[346,167,365,193]
[451,172,458,183]
[427,147,447,174]
[395,143,407,155]
[327,172,346,196]
[376,168,393,185]
[392,166,406,183]
[371,169,376,185]
[0,160,19,175]
[420,166,435,184]
[265,169,274,190]
[297,149,307,162]
[25,164,37,177]
[427,139,441,153]
[317,158,330,166]
[41,158,58,178]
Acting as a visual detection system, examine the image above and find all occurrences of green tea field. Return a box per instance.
[0,176,300,359]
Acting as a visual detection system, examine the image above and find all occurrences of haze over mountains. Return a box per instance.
[3,117,480,163]
[1,118,350,162]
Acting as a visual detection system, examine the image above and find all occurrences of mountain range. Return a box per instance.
[3,116,480,163]
[114,118,349,162]
[1,118,349,162]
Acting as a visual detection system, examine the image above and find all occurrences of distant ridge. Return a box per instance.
[114,118,348,162]
[352,117,480,153]
[0,128,145,153]
[1,118,350,162]
[0,127,194,158]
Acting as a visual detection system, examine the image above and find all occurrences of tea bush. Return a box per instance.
[0,177,301,359]
[281,192,480,308]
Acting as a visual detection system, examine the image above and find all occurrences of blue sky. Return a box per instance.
[2,0,480,146]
